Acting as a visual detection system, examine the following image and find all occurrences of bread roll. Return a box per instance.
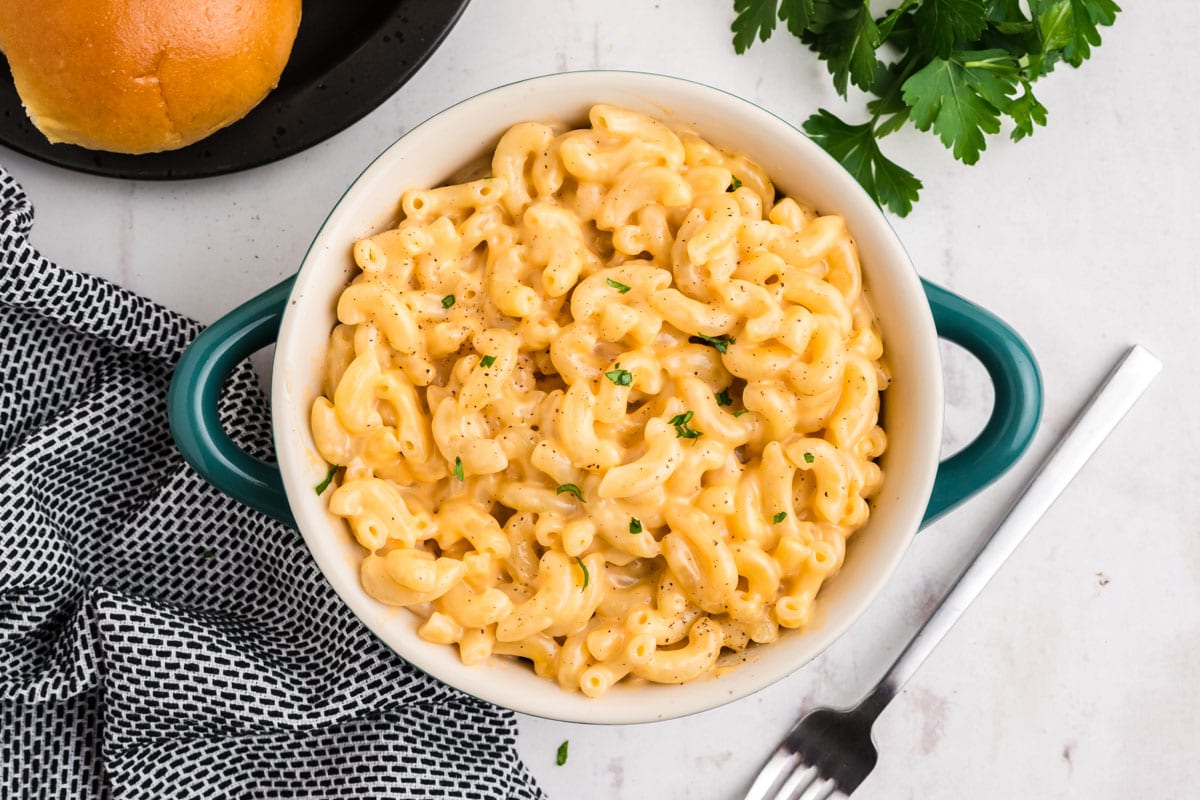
[0,0,302,154]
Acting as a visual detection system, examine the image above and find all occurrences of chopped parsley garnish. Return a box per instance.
[629,518,643,534]
[689,333,735,354]
[772,511,788,524]
[314,465,338,495]
[453,456,464,481]
[804,451,815,464]
[480,354,497,368]
[574,557,589,590]
[732,409,749,418]
[441,294,455,309]
[669,410,703,439]
[729,176,743,191]
[606,277,632,294]
[715,388,732,407]
[556,483,585,502]
[605,364,633,386]
[556,740,569,766]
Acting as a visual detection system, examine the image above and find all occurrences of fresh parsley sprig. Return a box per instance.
[731,0,1120,216]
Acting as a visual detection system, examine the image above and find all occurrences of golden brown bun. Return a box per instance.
[0,0,302,154]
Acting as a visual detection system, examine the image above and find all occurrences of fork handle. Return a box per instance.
[854,345,1161,722]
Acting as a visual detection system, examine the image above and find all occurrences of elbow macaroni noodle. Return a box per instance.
[311,105,889,696]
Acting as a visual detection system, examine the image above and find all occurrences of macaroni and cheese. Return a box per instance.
[310,105,888,696]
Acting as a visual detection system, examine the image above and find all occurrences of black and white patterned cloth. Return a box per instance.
[0,166,546,800]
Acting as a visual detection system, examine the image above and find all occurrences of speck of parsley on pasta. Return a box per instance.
[556,483,585,502]
[689,333,735,354]
[605,364,633,386]
[669,410,703,439]
[314,464,338,495]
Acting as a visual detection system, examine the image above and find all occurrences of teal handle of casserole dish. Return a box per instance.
[167,277,1042,530]
[920,279,1042,526]
[168,277,297,527]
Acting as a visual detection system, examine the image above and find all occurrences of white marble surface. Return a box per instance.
[5,2,1198,797]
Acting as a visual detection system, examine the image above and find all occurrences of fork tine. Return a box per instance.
[775,763,818,800]
[794,777,838,800]
[743,749,802,800]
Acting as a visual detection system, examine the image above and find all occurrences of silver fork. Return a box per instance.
[744,345,1162,800]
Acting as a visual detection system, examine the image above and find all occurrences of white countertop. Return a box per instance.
[5,2,1197,797]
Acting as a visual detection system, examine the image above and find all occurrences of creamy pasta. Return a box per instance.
[310,105,888,696]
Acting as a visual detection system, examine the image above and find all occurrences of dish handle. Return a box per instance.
[167,277,1043,530]
[168,277,296,526]
[921,280,1043,527]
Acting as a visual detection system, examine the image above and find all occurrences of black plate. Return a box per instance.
[0,0,469,179]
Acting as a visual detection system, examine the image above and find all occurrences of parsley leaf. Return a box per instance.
[772,511,788,523]
[314,465,338,495]
[629,517,643,534]
[1032,0,1119,68]
[441,294,455,309]
[556,740,569,766]
[1008,81,1048,141]
[453,456,464,482]
[913,0,988,58]
[574,557,590,590]
[803,110,922,216]
[801,1,881,97]
[779,0,817,36]
[480,354,497,368]
[556,483,585,502]
[729,176,744,191]
[606,277,632,294]
[804,451,815,463]
[669,410,703,439]
[689,334,735,354]
[715,388,733,407]
[605,364,633,386]
[732,0,782,54]
[902,49,1019,164]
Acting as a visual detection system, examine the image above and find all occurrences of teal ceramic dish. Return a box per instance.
[167,72,1042,724]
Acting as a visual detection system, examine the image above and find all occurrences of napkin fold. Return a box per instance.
[0,166,545,800]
